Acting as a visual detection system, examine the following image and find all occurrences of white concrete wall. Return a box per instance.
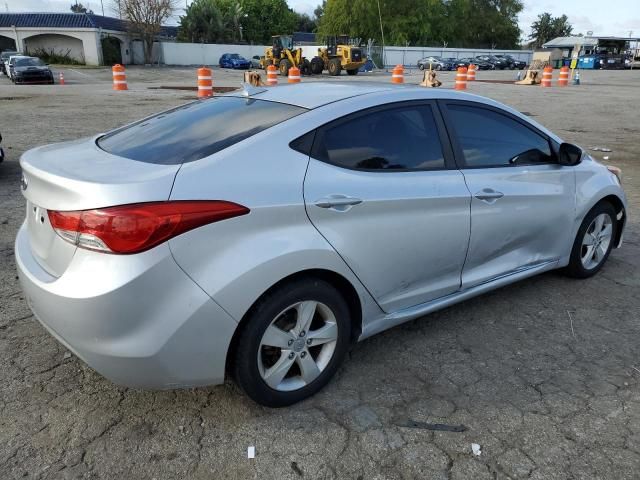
[159,42,533,67]
[24,33,85,63]
[161,42,268,66]
[0,28,102,65]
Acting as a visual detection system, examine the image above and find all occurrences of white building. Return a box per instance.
[0,13,177,65]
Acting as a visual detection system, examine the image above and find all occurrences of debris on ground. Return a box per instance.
[472,443,482,456]
[395,419,467,432]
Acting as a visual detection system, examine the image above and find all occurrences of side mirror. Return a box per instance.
[558,142,583,166]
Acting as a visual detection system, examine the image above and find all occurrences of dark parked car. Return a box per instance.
[417,56,455,71]
[219,53,251,69]
[494,54,526,70]
[0,50,17,75]
[443,57,467,70]
[475,55,508,69]
[459,57,492,70]
[11,57,54,84]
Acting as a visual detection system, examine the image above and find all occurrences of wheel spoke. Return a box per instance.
[261,325,294,349]
[583,245,595,263]
[295,301,317,334]
[595,244,607,262]
[599,223,612,240]
[297,352,321,384]
[307,322,338,346]
[263,351,295,389]
[594,214,605,234]
[583,233,596,246]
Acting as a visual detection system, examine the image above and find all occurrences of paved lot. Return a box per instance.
[1,68,639,480]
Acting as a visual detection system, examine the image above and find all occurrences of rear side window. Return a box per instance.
[98,97,306,164]
[446,104,552,168]
[313,104,445,171]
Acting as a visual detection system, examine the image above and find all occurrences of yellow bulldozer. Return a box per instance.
[310,36,366,76]
[260,35,310,76]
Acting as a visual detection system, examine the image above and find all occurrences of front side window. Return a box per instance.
[446,104,553,168]
[313,104,445,171]
[98,97,306,164]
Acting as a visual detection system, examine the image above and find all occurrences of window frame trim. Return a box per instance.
[438,100,560,170]
[303,100,457,173]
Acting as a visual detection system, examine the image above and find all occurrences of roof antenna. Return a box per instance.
[240,82,267,97]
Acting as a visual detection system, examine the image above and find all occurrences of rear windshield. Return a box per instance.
[98,97,306,164]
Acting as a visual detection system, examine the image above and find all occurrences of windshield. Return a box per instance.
[229,54,240,59]
[1,51,17,60]
[16,58,45,67]
[98,97,306,165]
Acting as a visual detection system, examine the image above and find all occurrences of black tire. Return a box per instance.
[234,277,352,407]
[435,64,442,71]
[300,58,311,76]
[418,63,425,71]
[328,58,341,76]
[279,59,291,76]
[564,202,617,278]
[346,68,358,76]
[310,57,324,74]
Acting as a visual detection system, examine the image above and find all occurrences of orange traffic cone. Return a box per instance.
[112,64,128,90]
[266,64,278,86]
[467,64,476,81]
[197,66,213,98]
[455,67,467,90]
[58,72,65,85]
[557,66,569,87]
[391,65,404,84]
[288,66,301,83]
[541,66,553,87]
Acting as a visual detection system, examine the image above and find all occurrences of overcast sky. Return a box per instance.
[4,0,639,39]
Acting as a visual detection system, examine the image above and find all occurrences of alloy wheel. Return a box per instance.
[580,213,613,270]
[258,301,338,392]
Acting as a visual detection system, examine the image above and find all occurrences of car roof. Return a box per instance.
[225,82,396,109]
[223,81,500,110]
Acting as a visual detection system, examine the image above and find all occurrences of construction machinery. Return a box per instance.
[310,36,366,76]
[260,35,310,76]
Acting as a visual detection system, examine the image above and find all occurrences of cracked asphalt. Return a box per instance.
[1,69,639,479]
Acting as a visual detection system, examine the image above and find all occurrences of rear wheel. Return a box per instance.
[418,63,425,71]
[279,59,291,76]
[435,64,442,71]
[234,278,351,407]
[310,57,324,74]
[565,202,617,278]
[346,68,358,76]
[328,58,342,76]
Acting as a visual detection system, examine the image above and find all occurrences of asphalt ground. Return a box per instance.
[0,67,639,479]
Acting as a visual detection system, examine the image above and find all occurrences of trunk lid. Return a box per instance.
[20,136,180,277]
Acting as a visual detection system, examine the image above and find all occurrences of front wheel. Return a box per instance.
[564,202,617,278]
[328,59,342,76]
[233,278,352,407]
[279,59,291,76]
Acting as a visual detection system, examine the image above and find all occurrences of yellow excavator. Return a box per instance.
[310,35,366,76]
[260,35,310,76]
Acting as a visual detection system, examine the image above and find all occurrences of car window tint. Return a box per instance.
[447,104,552,167]
[98,97,306,165]
[315,104,445,171]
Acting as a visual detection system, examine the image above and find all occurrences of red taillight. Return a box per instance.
[48,201,249,254]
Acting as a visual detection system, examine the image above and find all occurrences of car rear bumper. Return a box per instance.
[15,221,238,389]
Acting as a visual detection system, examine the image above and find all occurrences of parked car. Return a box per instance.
[459,57,492,70]
[0,50,18,75]
[11,56,54,85]
[494,54,526,70]
[16,83,627,407]
[219,53,251,69]
[442,58,465,70]
[417,56,455,71]
[475,55,508,69]
[250,55,262,69]
[5,54,29,81]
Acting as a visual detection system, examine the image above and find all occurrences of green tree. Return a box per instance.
[177,0,226,43]
[70,2,93,13]
[294,12,317,33]
[528,12,573,48]
[317,0,522,49]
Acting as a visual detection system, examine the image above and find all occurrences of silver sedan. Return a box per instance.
[16,83,627,406]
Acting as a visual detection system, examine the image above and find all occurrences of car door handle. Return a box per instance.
[315,195,363,209]
[474,189,504,202]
